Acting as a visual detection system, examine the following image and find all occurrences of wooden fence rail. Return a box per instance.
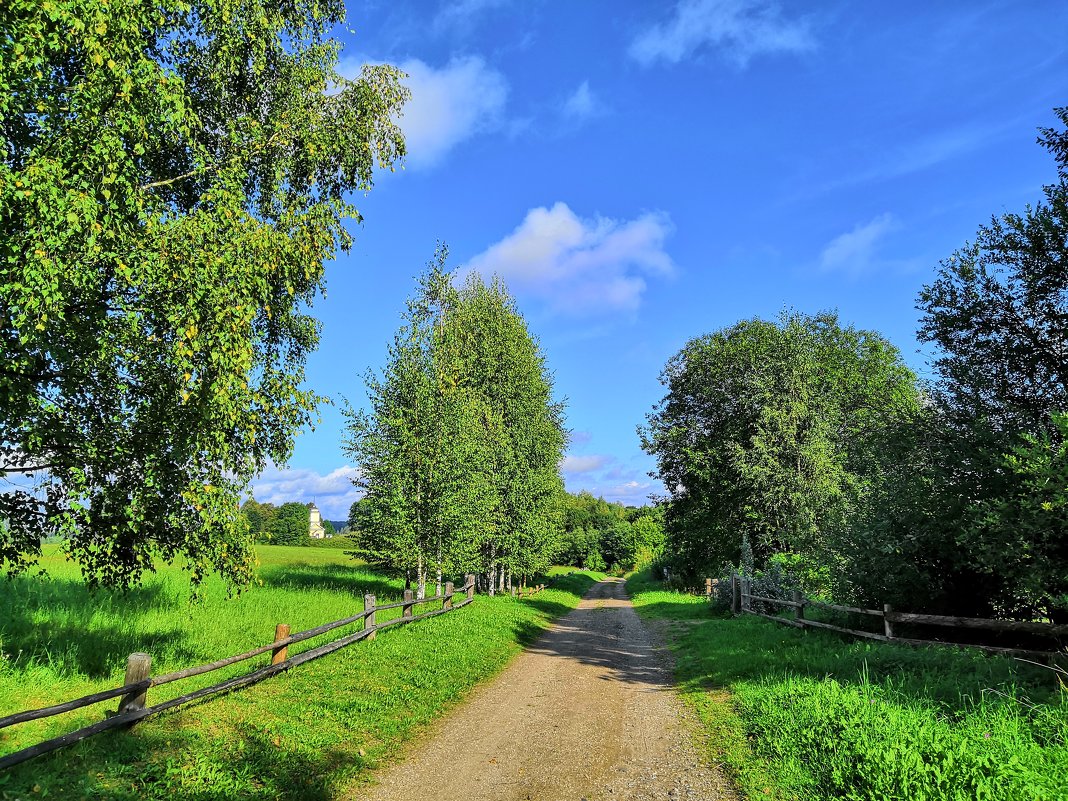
[723,573,1066,659]
[0,575,477,772]
[514,583,547,599]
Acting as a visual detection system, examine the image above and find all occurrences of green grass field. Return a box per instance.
[627,570,1068,801]
[0,546,603,799]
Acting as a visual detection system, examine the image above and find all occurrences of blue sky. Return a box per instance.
[249,0,1068,519]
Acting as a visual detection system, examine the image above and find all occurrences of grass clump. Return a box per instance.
[0,547,602,799]
[627,569,1068,801]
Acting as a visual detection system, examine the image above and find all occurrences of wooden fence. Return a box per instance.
[726,574,1067,659]
[0,575,476,772]
[514,582,547,598]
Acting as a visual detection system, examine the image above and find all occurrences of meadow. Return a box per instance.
[0,545,602,799]
[627,570,1068,801]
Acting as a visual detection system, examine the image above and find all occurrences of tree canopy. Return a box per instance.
[0,0,407,588]
[344,251,567,596]
[884,105,1068,618]
[640,311,921,585]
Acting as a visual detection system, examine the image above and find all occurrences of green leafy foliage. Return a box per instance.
[0,0,408,589]
[855,106,1068,619]
[262,502,311,546]
[640,311,921,584]
[556,491,665,574]
[344,250,567,596]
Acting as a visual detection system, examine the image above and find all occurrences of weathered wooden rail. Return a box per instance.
[723,574,1067,659]
[0,575,476,771]
[514,582,547,598]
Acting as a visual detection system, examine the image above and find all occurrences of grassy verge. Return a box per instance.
[627,569,1068,801]
[0,547,602,799]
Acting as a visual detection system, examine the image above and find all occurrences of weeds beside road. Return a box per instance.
[627,570,1068,801]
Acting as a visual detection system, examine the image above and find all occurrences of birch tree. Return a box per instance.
[0,0,407,588]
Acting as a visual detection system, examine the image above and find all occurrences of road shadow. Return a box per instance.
[516,579,679,691]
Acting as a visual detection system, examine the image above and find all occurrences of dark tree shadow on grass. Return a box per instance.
[258,562,400,599]
[0,578,194,679]
[2,720,370,801]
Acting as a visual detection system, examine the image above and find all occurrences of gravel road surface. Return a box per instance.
[348,578,734,801]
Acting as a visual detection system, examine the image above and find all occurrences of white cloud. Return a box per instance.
[601,480,656,505]
[339,55,507,169]
[819,213,898,276]
[462,202,674,315]
[399,56,507,168]
[561,454,610,474]
[630,0,815,67]
[249,465,362,521]
[562,80,603,121]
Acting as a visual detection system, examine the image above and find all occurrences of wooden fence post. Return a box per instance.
[705,577,713,598]
[466,574,475,601]
[883,604,894,639]
[731,573,740,614]
[271,624,290,665]
[364,594,377,641]
[742,578,751,612]
[118,652,151,719]
[444,581,454,610]
[793,590,806,629]
[403,589,414,619]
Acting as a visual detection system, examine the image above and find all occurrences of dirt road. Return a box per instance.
[348,578,733,801]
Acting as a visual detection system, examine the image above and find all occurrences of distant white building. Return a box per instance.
[308,502,327,539]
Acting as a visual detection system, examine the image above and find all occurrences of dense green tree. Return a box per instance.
[263,502,310,546]
[239,498,276,544]
[345,254,567,596]
[555,491,663,572]
[887,106,1068,619]
[640,311,921,584]
[343,254,493,597]
[441,273,567,593]
[0,0,408,588]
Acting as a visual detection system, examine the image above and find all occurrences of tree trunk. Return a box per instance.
[506,570,512,593]
[435,539,442,597]
[417,553,426,600]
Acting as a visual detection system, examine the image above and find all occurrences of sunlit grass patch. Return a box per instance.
[0,551,602,799]
[627,569,1068,801]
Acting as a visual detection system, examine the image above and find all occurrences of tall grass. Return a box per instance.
[0,546,603,799]
[627,570,1068,801]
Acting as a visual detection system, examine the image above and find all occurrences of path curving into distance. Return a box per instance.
[347,578,733,801]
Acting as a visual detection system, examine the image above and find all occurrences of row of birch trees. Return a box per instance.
[343,249,567,597]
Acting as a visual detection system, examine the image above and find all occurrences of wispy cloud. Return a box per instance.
[811,122,1018,200]
[462,202,674,316]
[433,0,510,35]
[249,465,361,521]
[340,55,508,169]
[561,454,611,474]
[569,430,593,446]
[818,213,898,277]
[562,80,604,122]
[601,479,657,505]
[630,0,815,68]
